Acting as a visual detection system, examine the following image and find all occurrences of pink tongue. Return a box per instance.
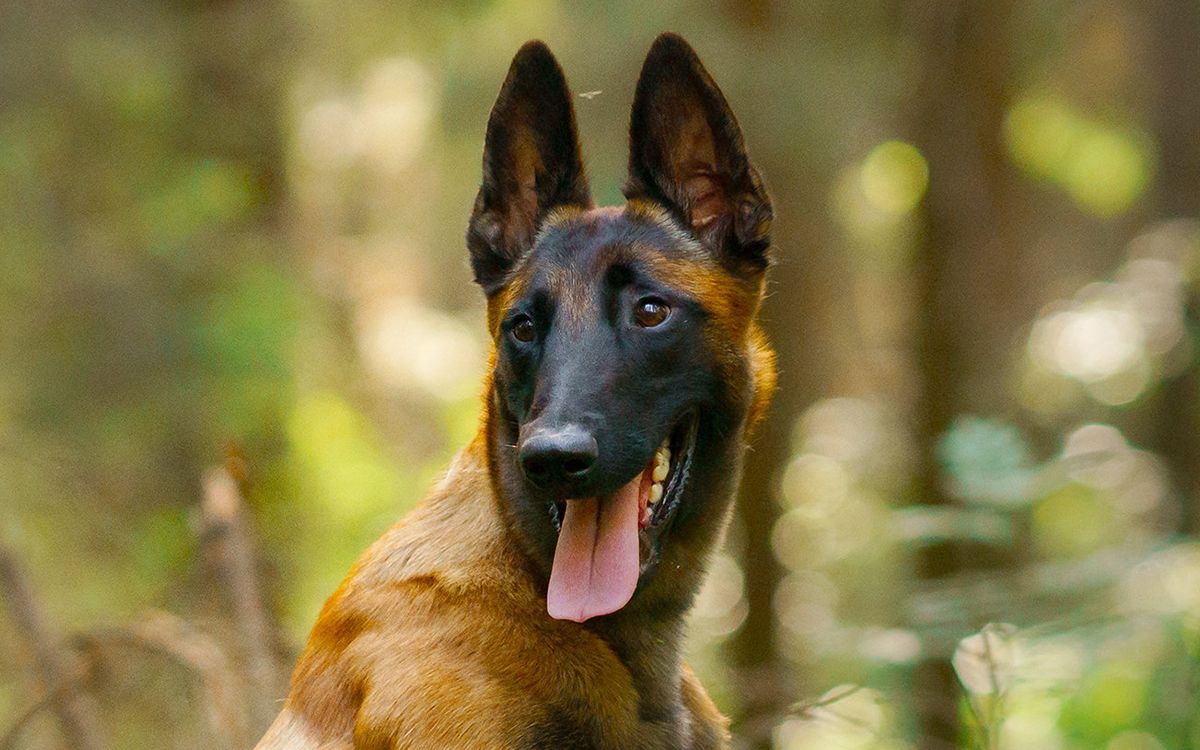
[546,474,641,622]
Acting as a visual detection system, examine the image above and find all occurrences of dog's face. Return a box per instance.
[468,35,774,623]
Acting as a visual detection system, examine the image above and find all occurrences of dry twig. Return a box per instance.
[0,544,106,750]
[78,610,251,749]
[198,463,282,730]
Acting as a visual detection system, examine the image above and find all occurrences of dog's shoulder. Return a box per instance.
[259,444,727,750]
[261,447,640,748]
[259,446,525,746]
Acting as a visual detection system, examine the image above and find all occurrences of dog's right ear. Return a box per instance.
[466,41,591,296]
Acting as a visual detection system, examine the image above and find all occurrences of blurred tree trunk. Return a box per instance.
[903,1,1020,746]
[716,5,844,749]
[174,0,292,733]
[178,0,289,221]
[725,216,837,748]
[1144,0,1200,535]
[716,4,789,745]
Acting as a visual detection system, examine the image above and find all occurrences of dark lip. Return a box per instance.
[546,412,699,550]
[645,411,698,530]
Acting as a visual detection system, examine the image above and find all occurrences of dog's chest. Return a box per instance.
[519,701,711,750]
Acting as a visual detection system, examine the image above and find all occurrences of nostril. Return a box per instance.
[524,457,549,478]
[562,456,593,477]
[518,425,599,487]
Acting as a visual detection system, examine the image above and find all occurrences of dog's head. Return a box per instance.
[469,34,775,622]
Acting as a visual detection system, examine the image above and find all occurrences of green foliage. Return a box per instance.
[1,2,1198,749]
[1032,483,1114,559]
[938,416,1038,508]
[1005,95,1154,217]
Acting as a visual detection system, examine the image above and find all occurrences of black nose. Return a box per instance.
[519,425,598,491]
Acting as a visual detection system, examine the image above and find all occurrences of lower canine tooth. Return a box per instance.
[649,483,663,504]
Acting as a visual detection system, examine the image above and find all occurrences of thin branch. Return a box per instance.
[0,543,106,750]
[1,668,92,750]
[198,463,282,729]
[735,683,878,747]
[788,684,864,717]
[77,611,250,750]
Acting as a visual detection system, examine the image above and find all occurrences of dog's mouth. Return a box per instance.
[548,414,697,536]
[545,413,697,623]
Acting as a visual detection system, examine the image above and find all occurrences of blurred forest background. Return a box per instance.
[3,1,1200,748]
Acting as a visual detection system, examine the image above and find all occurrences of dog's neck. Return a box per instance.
[587,603,692,726]
[475,396,747,731]
[470,454,704,728]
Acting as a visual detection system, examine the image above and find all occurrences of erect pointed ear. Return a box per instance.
[624,33,772,271]
[466,41,592,295]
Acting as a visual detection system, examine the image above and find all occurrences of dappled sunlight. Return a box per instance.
[1023,221,1197,412]
[859,141,929,218]
[1031,292,1145,384]
[296,57,436,175]
[769,398,910,664]
[1063,424,1168,516]
[1118,543,1200,620]
[775,570,840,654]
[791,397,907,479]
[691,552,748,639]
[781,453,851,511]
[359,58,436,175]
[354,296,485,401]
[831,145,925,266]
[1004,94,1152,216]
[856,627,921,665]
[773,686,908,750]
[298,97,361,171]
[4,3,1200,748]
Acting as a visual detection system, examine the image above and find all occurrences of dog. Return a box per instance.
[256,32,775,750]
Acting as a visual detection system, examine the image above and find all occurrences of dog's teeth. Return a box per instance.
[649,483,663,504]
[652,460,669,482]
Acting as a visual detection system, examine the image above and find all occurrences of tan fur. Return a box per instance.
[262,199,773,749]
[256,440,731,749]
[746,323,777,432]
[264,34,774,750]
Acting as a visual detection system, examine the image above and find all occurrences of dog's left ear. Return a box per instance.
[467,41,592,296]
[624,33,772,271]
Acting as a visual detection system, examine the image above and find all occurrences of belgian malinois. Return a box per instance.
[257,32,775,750]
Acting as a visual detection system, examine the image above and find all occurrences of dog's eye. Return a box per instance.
[511,315,536,343]
[634,298,670,328]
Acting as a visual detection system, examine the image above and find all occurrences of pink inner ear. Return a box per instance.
[669,110,728,230]
[685,172,727,229]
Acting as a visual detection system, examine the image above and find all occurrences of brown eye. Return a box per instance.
[634,298,670,328]
[512,316,536,343]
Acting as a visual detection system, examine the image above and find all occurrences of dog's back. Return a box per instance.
[256,443,729,749]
